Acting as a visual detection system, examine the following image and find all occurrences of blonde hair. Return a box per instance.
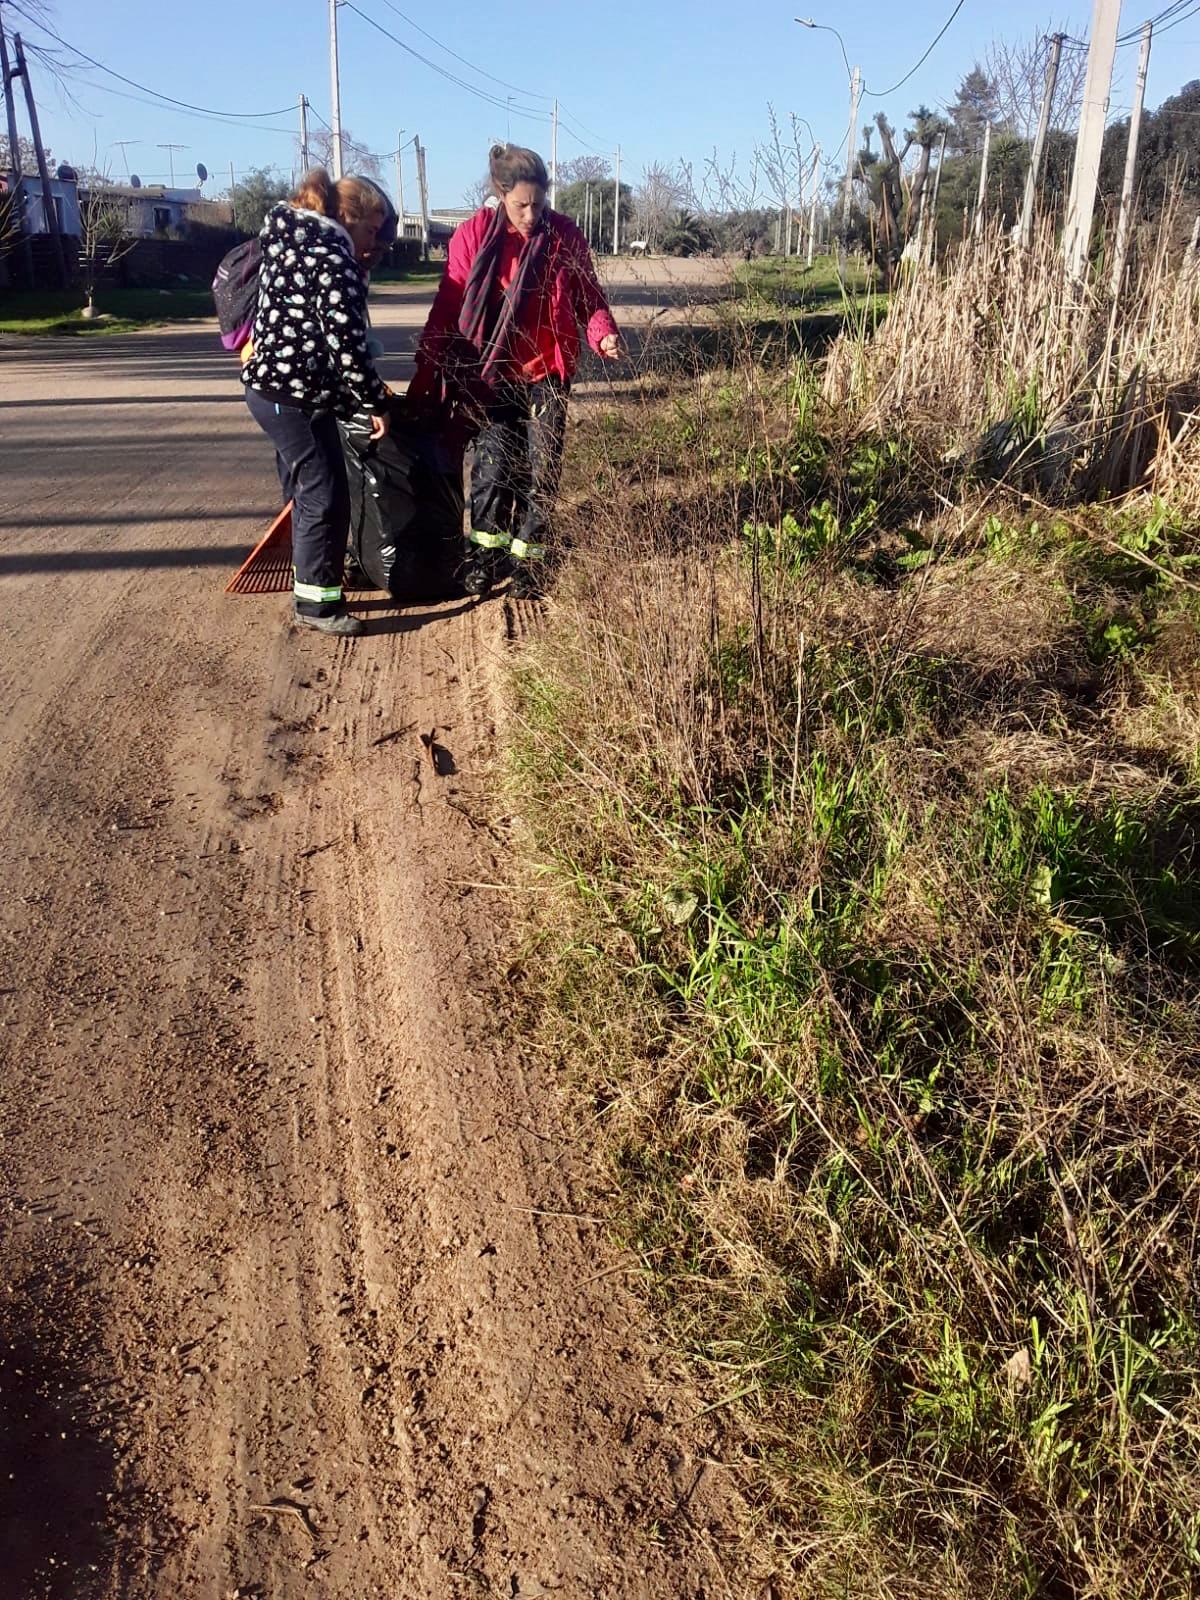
[290,167,385,228]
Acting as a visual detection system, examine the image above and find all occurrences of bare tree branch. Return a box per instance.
[986,26,1086,141]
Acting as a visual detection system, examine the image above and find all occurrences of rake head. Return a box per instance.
[225,502,293,595]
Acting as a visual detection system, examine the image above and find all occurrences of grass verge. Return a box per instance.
[505,242,1200,1597]
[0,287,215,335]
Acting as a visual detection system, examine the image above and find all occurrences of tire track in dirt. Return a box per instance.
[1,584,750,1599]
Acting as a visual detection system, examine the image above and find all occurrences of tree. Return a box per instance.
[905,105,951,241]
[1098,78,1200,215]
[463,172,492,209]
[720,207,776,256]
[660,209,716,257]
[986,27,1087,141]
[754,106,813,248]
[556,177,632,248]
[78,182,138,315]
[230,167,290,233]
[0,186,18,259]
[0,133,50,175]
[947,66,1002,155]
[632,162,686,249]
[305,125,382,181]
[559,154,611,186]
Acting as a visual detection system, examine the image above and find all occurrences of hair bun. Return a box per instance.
[489,143,507,162]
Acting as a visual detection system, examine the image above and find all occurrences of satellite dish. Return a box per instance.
[130,174,142,189]
[56,163,77,182]
[196,162,208,184]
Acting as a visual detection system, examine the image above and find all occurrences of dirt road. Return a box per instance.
[0,273,748,1598]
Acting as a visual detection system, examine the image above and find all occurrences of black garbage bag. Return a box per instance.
[341,410,465,601]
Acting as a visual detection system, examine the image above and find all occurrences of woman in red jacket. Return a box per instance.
[411,142,622,597]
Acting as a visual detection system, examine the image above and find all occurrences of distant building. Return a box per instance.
[2,171,82,236]
[77,184,233,238]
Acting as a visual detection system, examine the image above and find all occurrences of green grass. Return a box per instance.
[735,251,874,303]
[0,286,215,335]
[369,262,445,284]
[723,253,887,364]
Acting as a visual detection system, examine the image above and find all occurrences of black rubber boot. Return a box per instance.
[294,608,366,637]
[508,560,546,600]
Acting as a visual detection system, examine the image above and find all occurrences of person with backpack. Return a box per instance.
[241,168,392,637]
[409,142,623,599]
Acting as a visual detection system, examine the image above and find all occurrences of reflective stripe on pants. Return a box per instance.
[294,580,344,603]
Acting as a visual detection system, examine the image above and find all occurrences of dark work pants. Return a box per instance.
[246,389,351,617]
[469,378,568,561]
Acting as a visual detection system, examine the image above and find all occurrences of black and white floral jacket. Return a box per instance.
[241,203,389,418]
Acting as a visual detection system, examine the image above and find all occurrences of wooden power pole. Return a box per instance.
[13,32,65,287]
[0,4,33,286]
[1017,32,1065,248]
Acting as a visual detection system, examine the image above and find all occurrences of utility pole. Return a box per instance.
[1017,32,1064,248]
[612,144,621,254]
[1110,20,1152,296]
[328,0,344,180]
[157,142,186,188]
[1063,0,1122,281]
[299,94,310,173]
[550,98,558,209]
[597,189,603,252]
[928,129,947,262]
[0,3,32,289]
[972,120,991,238]
[584,181,591,245]
[13,33,64,287]
[394,131,405,235]
[807,142,821,265]
[842,64,861,230]
[415,135,429,260]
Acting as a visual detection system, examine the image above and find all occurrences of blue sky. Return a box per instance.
[20,0,1200,208]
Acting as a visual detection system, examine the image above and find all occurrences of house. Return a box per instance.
[77,184,231,238]
[1,170,82,236]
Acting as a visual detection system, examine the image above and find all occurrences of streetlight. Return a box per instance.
[796,17,861,232]
[795,18,853,83]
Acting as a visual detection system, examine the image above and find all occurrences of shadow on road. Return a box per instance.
[0,543,254,575]
[0,1264,119,1599]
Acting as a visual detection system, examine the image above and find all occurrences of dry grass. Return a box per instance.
[823,206,1200,506]
[506,250,1200,1599]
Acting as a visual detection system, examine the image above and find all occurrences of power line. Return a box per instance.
[554,101,610,147]
[339,1,547,119]
[28,19,299,119]
[1063,0,1200,50]
[55,75,297,136]
[863,0,968,98]
[1117,0,1195,40]
[557,114,610,156]
[372,0,548,100]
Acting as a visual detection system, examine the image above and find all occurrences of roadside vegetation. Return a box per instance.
[0,285,213,335]
[507,225,1200,1598]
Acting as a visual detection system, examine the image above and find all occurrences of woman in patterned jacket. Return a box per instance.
[243,169,391,637]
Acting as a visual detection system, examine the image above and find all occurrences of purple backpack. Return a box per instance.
[212,237,261,351]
